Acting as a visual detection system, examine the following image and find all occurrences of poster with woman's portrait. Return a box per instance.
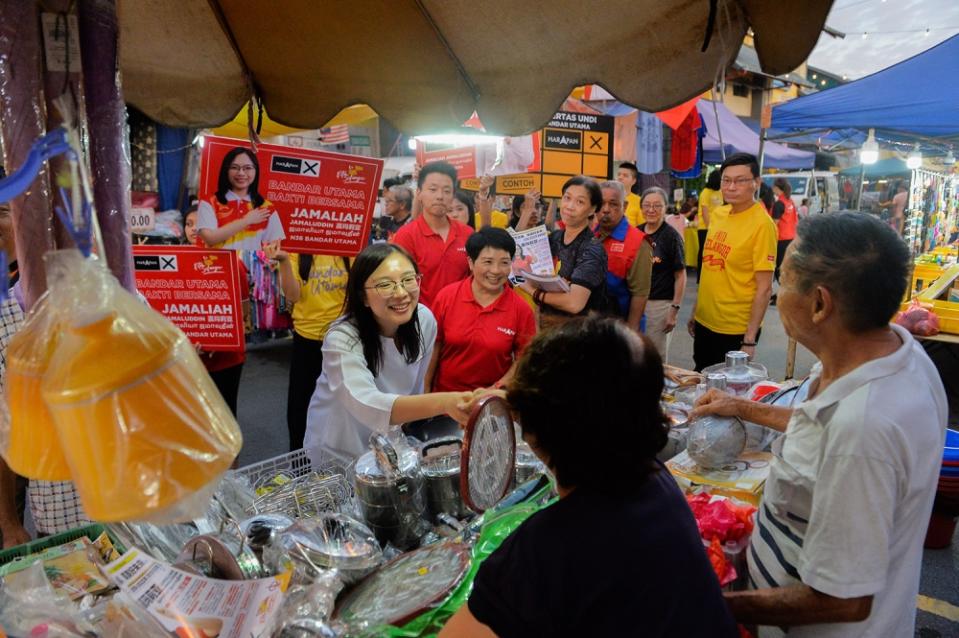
[198,136,383,256]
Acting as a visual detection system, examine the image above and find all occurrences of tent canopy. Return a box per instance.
[698,100,815,169]
[770,34,959,138]
[119,0,832,135]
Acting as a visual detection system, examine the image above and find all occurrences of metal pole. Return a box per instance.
[856,161,866,210]
[757,128,767,174]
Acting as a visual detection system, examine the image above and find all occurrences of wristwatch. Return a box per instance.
[670,304,681,310]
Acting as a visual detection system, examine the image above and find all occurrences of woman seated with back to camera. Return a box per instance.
[440,317,737,638]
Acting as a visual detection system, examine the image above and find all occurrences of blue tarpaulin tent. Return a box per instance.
[698,100,815,168]
[771,35,959,138]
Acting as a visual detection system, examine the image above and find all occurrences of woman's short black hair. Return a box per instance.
[790,212,909,332]
[342,243,423,375]
[466,226,516,260]
[507,316,668,493]
[706,169,722,191]
[216,147,265,208]
[454,190,476,228]
[561,175,603,212]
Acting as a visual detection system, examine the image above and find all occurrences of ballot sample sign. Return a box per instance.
[133,246,244,352]
[199,135,383,256]
[458,111,614,197]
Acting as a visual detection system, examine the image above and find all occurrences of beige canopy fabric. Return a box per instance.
[119,0,832,136]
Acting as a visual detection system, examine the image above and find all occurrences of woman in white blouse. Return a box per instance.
[304,244,474,463]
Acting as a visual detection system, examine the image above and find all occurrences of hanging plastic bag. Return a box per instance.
[40,249,242,522]
[2,290,73,480]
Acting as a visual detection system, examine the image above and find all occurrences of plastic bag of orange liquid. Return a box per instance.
[40,249,243,522]
[2,291,72,480]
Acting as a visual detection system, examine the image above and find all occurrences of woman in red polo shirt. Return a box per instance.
[427,228,536,392]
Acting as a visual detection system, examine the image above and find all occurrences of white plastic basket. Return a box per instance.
[236,448,356,517]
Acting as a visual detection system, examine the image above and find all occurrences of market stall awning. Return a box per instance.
[119,0,833,136]
[770,34,959,138]
[211,104,380,139]
[698,100,815,169]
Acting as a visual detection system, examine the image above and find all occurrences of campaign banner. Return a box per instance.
[416,134,540,180]
[199,135,383,256]
[133,246,244,352]
[458,111,614,198]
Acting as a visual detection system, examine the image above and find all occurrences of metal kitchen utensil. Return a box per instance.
[420,437,470,520]
[353,435,428,549]
[687,414,748,470]
[333,542,470,629]
[461,395,516,513]
[279,514,382,584]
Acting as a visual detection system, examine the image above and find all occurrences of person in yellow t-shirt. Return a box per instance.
[472,175,511,229]
[617,162,645,227]
[696,170,724,279]
[687,154,776,371]
[269,245,350,450]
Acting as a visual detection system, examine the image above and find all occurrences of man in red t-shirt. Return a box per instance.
[428,227,536,392]
[392,162,473,308]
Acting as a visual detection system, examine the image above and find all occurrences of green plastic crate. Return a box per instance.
[0,523,124,569]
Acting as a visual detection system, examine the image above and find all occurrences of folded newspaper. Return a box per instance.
[508,225,570,292]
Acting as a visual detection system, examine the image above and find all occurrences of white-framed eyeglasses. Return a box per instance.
[366,274,422,298]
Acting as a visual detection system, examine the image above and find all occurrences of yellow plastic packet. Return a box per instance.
[2,291,72,481]
[41,249,243,522]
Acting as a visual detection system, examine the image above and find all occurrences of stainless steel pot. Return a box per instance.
[421,438,469,520]
[353,445,427,549]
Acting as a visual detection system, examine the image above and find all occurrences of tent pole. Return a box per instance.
[855,161,866,209]
[758,128,767,173]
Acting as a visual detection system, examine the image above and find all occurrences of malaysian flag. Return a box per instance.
[318,124,350,145]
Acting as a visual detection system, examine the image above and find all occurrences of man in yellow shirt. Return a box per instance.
[617,162,645,227]
[687,153,776,371]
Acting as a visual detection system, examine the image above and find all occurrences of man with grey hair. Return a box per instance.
[594,179,652,331]
[693,212,947,637]
[371,184,414,242]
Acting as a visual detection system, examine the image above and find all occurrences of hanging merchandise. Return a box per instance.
[39,249,242,522]
[242,249,291,332]
[635,111,664,175]
[670,108,703,174]
[2,290,71,481]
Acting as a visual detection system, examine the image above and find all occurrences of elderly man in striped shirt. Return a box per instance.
[693,212,947,637]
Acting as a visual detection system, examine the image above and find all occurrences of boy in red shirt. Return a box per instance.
[392,162,473,307]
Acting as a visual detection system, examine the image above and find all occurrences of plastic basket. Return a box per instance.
[908,262,945,296]
[0,523,124,568]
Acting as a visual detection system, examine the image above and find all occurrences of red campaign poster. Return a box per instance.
[133,246,244,352]
[198,136,384,256]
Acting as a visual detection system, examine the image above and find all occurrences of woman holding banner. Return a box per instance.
[304,243,474,463]
[197,147,286,251]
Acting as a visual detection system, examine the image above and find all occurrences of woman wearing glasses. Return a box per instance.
[197,147,285,251]
[639,187,687,363]
[304,243,474,463]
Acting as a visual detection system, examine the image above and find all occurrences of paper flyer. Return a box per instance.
[507,225,554,277]
[106,548,289,638]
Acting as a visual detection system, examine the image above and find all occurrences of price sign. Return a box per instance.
[129,206,156,232]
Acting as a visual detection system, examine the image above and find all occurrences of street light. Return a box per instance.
[860,129,879,165]
[907,144,922,169]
